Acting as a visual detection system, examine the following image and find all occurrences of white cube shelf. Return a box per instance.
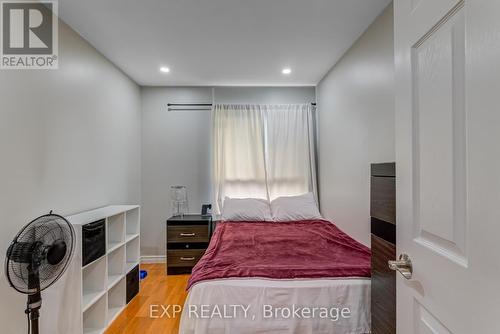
[43,205,141,334]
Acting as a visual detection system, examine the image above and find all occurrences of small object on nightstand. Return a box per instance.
[171,185,188,217]
[201,204,212,216]
[166,214,212,275]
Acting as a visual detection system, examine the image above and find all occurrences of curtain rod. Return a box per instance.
[167,103,316,106]
[167,102,316,111]
[167,103,213,106]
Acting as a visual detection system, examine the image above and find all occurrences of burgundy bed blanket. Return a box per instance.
[187,220,371,289]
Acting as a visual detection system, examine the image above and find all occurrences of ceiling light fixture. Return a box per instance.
[282,68,292,75]
[160,66,170,73]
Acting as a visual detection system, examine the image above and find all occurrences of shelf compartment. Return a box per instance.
[83,292,106,334]
[125,233,139,243]
[107,277,126,325]
[107,213,125,251]
[82,256,106,312]
[126,237,140,267]
[125,208,140,236]
[125,261,139,274]
[108,241,125,254]
[107,244,125,289]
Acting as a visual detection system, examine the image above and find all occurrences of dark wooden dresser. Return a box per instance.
[370,162,396,334]
[166,215,212,275]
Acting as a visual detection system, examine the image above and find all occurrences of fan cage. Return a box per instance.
[5,214,75,294]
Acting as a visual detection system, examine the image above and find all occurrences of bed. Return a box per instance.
[179,219,371,334]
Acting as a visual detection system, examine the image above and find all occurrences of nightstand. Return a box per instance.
[166,215,212,275]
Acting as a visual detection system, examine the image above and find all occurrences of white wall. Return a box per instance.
[0,21,141,333]
[214,86,315,104]
[316,4,394,246]
[141,87,213,256]
[141,86,315,257]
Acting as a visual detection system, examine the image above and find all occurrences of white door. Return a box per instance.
[394,0,500,333]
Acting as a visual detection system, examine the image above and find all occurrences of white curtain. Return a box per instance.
[265,104,318,201]
[213,104,317,214]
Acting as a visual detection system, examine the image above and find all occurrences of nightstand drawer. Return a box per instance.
[167,249,205,267]
[167,225,209,243]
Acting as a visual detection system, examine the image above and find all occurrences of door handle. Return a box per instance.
[180,257,195,261]
[180,233,195,237]
[388,254,413,279]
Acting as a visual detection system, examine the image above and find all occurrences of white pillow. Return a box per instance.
[221,197,273,221]
[271,193,322,221]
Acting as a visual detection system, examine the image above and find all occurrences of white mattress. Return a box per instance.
[179,278,371,334]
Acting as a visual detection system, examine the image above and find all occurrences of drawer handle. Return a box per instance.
[180,233,195,237]
[180,257,195,261]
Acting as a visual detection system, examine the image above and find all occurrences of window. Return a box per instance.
[212,104,317,214]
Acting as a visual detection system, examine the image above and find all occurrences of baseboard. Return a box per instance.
[141,255,166,264]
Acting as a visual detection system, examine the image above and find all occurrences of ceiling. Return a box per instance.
[59,0,391,86]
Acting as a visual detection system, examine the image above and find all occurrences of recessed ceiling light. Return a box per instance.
[160,66,170,73]
[282,68,292,75]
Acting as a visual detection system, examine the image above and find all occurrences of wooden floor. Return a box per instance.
[105,263,190,334]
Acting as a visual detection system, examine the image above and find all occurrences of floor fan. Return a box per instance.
[5,212,75,334]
